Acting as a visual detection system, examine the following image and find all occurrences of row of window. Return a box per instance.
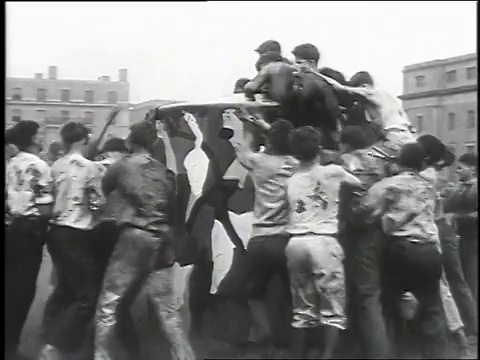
[415,66,477,87]
[11,109,96,125]
[11,88,118,103]
[449,142,477,155]
[416,110,476,132]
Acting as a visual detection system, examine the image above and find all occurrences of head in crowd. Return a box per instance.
[398,142,428,172]
[127,121,158,153]
[319,67,347,85]
[457,152,478,182]
[417,134,455,170]
[289,125,322,162]
[265,118,294,156]
[255,50,284,72]
[6,120,42,154]
[97,137,129,161]
[47,141,64,163]
[233,78,251,94]
[60,121,90,153]
[292,43,320,68]
[339,125,369,153]
[255,40,281,55]
[349,71,375,88]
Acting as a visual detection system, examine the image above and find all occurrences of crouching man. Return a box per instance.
[94,121,194,360]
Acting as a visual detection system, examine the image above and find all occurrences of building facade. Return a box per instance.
[399,53,478,159]
[5,66,131,147]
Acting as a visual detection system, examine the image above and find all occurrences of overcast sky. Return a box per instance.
[7,1,477,104]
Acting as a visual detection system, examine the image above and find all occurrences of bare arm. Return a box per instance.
[244,66,271,99]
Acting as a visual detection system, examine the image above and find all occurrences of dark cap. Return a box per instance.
[233,78,251,94]
[458,153,478,168]
[129,121,157,149]
[99,137,128,154]
[417,134,454,167]
[398,142,427,171]
[291,43,320,64]
[255,40,281,55]
[6,120,40,149]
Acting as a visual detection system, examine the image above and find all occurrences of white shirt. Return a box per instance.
[6,152,53,217]
[287,164,360,236]
[51,153,105,230]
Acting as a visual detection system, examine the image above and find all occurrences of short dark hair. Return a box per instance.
[292,43,320,65]
[129,121,157,150]
[289,126,322,161]
[458,153,478,168]
[255,40,281,55]
[255,50,284,71]
[339,125,369,150]
[319,67,347,85]
[233,78,250,94]
[6,120,40,150]
[398,142,427,171]
[416,134,453,167]
[267,119,294,155]
[60,122,90,145]
[349,71,374,87]
[99,137,128,154]
[48,141,63,156]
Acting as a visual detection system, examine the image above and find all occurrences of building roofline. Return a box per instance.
[402,53,477,72]
[399,84,477,100]
[6,76,129,84]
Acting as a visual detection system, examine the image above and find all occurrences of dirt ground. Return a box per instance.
[18,251,478,360]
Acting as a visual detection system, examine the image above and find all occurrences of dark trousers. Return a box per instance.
[5,216,48,355]
[342,225,390,359]
[42,225,102,352]
[382,237,448,359]
[458,223,478,305]
[437,218,478,336]
[95,226,193,360]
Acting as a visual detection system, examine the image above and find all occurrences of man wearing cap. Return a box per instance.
[255,40,282,55]
[5,121,53,359]
[94,121,194,360]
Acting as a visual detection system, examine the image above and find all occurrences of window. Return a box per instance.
[36,110,46,122]
[12,109,21,123]
[466,143,476,153]
[466,67,477,80]
[416,115,424,132]
[448,112,455,130]
[415,75,425,88]
[467,110,476,129]
[446,70,457,83]
[85,90,94,103]
[61,89,70,102]
[60,110,70,122]
[12,88,22,100]
[84,111,94,124]
[107,91,118,104]
[37,88,47,101]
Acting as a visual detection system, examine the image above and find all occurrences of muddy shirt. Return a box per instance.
[6,151,53,217]
[287,164,360,236]
[101,153,172,233]
[51,153,105,230]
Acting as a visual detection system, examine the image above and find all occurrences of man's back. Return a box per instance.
[102,153,172,232]
[245,152,298,236]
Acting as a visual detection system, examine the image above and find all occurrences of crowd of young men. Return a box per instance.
[4,39,478,360]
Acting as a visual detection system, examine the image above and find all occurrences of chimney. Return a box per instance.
[35,73,43,80]
[100,75,111,82]
[48,66,57,80]
[119,69,128,82]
